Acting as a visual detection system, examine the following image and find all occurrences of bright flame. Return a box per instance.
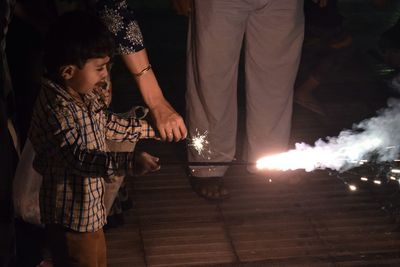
[256,137,382,172]
[256,98,400,172]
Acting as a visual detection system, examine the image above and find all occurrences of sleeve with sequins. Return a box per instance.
[96,0,145,54]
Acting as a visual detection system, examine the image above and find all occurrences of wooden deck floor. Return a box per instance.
[105,3,400,266]
[106,163,400,267]
[106,141,400,267]
[105,50,400,267]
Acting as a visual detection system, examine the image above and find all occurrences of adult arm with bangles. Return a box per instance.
[96,0,187,143]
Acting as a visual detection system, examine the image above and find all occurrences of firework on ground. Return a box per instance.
[257,98,400,173]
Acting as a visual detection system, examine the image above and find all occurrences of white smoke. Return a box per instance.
[257,98,400,172]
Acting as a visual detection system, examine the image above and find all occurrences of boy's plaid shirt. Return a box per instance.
[29,78,155,232]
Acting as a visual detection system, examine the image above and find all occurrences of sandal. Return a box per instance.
[189,176,230,201]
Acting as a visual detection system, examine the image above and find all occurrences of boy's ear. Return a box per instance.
[60,65,76,80]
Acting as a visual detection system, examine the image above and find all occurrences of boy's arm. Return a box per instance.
[96,0,187,142]
[59,144,135,178]
[105,114,157,142]
[35,103,136,178]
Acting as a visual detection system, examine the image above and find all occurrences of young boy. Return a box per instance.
[29,11,159,266]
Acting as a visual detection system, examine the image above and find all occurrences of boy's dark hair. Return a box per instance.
[43,10,115,80]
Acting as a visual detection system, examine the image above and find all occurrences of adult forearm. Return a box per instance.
[121,49,166,109]
[121,49,187,141]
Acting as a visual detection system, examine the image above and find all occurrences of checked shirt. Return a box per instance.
[29,78,154,232]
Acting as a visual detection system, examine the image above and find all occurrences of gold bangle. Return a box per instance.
[134,64,152,77]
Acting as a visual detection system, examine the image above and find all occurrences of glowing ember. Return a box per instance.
[188,129,210,157]
[348,185,357,191]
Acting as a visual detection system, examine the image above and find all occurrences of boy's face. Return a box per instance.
[62,56,110,95]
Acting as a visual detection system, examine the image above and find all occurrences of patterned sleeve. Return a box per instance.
[96,0,145,54]
[29,92,134,177]
[105,114,156,142]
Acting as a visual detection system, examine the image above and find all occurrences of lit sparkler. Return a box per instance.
[187,129,211,158]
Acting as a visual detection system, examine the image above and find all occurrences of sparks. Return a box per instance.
[188,129,210,157]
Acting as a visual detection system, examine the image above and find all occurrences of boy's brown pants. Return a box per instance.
[45,224,106,267]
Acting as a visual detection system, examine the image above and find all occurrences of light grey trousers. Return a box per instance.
[186,0,304,177]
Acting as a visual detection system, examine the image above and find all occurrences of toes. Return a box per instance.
[200,187,209,197]
[209,184,229,200]
[219,187,229,198]
[190,178,229,200]
[206,184,219,199]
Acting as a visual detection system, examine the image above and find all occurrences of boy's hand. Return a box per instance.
[134,152,160,176]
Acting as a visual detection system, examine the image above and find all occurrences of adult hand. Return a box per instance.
[170,0,192,16]
[150,99,187,142]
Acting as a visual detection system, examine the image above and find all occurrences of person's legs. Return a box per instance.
[295,0,352,116]
[295,29,353,116]
[294,75,325,116]
[186,0,250,199]
[244,0,304,172]
[46,224,107,267]
[96,229,107,267]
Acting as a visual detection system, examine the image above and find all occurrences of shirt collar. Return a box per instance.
[42,78,105,111]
